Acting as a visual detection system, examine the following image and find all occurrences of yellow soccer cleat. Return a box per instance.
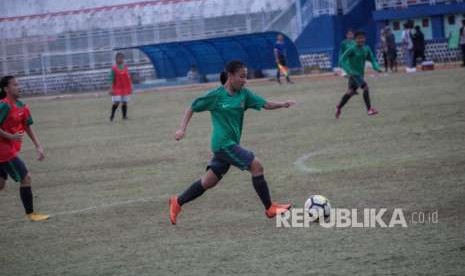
[26,212,50,222]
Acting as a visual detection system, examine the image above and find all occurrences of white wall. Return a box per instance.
[1,0,146,17]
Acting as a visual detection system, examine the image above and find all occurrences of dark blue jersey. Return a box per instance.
[274,41,287,57]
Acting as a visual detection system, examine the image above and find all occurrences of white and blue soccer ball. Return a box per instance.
[304,195,331,221]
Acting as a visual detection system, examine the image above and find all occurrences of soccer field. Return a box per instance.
[1,69,465,276]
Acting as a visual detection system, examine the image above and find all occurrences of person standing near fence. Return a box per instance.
[412,26,425,67]
[380,28,389,72]
[385,27,398,72]
[402,21,415,72]
[109,53,133,121]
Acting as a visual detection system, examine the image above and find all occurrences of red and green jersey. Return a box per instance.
[0,98,33,162]
[110,64,132,96]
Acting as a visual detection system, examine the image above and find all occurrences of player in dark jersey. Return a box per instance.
[274,34,293,84]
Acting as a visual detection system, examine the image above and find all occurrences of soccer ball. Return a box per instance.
[304,195,331,221]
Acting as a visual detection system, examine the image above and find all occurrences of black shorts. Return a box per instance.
[0,157,29,183]
[206,145,255,179]
[348,75,367,91]
[277,54,287,66]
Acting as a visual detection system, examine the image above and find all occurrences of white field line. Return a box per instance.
[294,151,323,174]
[2,151,325,226]
[0,195,166,226]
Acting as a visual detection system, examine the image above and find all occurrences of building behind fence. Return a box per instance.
[0,0,463,94]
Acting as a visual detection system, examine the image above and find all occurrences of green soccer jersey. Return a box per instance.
[340,45,381,77]
[191,86,267,152]
[339,39,356,65]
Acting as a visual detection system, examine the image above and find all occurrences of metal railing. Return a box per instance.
[1,0,370,95]
[375,0,464,10]
[265,0,363,40]
[337,0,363,14]
[0,0,286,77]
[312,0,337,15]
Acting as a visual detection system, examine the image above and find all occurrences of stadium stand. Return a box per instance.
[376,39,462,66]
[1,0,295,94]
[5,0,461,94]
[373,0,465,66]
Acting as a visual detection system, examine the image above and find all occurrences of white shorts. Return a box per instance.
[112,95,130,103]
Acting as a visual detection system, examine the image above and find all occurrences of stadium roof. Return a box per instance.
[0,0,195,22]
[117,32,301,79]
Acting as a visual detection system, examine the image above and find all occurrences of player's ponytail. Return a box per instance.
[219,60,246,85]
[220,71,228,85]
[0,75,15,100]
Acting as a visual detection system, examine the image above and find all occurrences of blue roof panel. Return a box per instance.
[119,32,301,79]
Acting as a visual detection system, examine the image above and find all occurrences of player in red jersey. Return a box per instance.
[109,52,133,121]
[0,76,49,221]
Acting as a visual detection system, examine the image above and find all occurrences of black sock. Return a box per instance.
[178,179,205,206]
[20,186,34,214]
[363,89,371,110]
[111,104,119,119]
[276,70,282,83]
[252,175,272,209]
[122,104,127,118]
[338,93,353,109]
